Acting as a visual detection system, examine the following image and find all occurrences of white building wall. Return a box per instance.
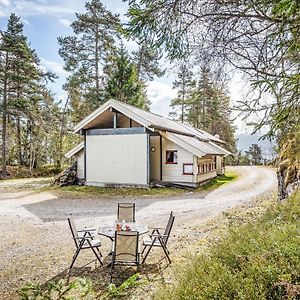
[162,138,194,183]
[76,150,85,179]
[86,134,148,185]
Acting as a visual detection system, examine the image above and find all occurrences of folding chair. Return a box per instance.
[110,230,140,282]
[68,217,103,269]
[141,211,175,264]
[117,203,135,222]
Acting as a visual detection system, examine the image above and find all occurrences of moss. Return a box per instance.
[155,190,300,300]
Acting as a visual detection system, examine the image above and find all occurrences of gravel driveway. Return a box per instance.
[0,166,277,299]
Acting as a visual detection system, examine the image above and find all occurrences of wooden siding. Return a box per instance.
[162,138,194,183]
[150,135,161,181]
[76,150,85,179]
[197,171,217,182]
[86,134,148,185]
[216,156,225,174]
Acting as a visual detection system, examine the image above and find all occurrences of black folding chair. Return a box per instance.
[68,217,103,269]
[110,230,140,282]
[141,211,175,264]
[117,203,135,222]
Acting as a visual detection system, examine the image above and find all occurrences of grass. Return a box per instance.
[46,171,238,198]
[18,274,145,300]
[198,171,238,190]
[155,190,300,300]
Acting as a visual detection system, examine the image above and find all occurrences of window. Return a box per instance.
[183,164,193,175]
[166,150,178,164]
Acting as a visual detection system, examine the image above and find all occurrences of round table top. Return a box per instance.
[98,222,148,239]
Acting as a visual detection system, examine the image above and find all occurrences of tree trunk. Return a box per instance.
[16,115,23,166]
[1,52,9,178]
[95,27,100,102]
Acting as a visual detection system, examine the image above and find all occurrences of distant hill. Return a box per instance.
[236,134,276,159]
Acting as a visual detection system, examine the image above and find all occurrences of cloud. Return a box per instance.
[0,0,10,7]
[58,18,71,27]
[147,81,177,117]
[40,58,69,77]
[0,0,81,17]
[22,18,30,26]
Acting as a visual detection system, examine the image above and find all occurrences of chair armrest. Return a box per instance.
[77,228,96,232]
[149,233,168,238]
[149,227,164,230]
[74,235,96,240]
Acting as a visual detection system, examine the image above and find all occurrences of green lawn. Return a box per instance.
[47,171,238,198]
[155,190,300,300]
[198,171,238,190]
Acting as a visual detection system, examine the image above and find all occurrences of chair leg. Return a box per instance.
[142,242,155,264]
[158,237,171,264]
[70,239,85,269]
[89,244,103,266]
[141,245,147,255]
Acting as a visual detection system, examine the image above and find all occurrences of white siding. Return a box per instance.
[150,135,161,181]
[197,171,217,182]
[162,138,194,183]
[86,134,148,185]
[77,150,85,179]
[216,156,225,175]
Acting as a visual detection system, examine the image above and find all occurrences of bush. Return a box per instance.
[156,190,300,300]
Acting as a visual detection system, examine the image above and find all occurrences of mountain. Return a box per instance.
[236,134,276,159]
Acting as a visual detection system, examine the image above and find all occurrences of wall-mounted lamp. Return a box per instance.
[151,147,156,152]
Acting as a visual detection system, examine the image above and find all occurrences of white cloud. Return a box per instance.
[40,58,69,77]
[0,0,10,7]
[22,18,30,26]
[147,81,177,117]
[0,0,81,17]
[58,18,71,27]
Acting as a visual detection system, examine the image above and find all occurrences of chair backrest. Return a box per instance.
[163,211,175,245]
[114,231,139,264]
[117,203,135,222]
[68,216,79,248]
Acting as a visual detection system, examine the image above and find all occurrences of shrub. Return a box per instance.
[156,190,300,299]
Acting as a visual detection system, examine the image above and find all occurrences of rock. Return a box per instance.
[53,162,78,187]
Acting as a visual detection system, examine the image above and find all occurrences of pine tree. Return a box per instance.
[132,39,165,81]
[104,45,150,109]
[169,64,195,122]
[187,67,236,153]
[0,14,41,176]
[246,144,263,165]
[58,0,120,120]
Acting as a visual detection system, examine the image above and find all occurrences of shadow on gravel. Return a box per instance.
[22,190,211,222]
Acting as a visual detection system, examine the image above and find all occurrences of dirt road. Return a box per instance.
[0,166,277,298]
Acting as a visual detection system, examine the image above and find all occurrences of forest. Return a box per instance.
[0,0,299,197]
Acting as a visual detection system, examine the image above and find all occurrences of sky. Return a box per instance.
[0,0,274,155]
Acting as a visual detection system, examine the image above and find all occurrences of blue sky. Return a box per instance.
[0,0,178,118]
[0,0,275,155]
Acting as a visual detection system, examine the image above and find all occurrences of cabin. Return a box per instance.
[65,99,231,188]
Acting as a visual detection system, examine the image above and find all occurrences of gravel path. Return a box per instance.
[0,166,277,299]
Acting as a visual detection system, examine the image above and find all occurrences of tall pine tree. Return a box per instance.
[58,0,120,121]
[169,64,195,122]
[0,14,42,176]
[104,45,149,109]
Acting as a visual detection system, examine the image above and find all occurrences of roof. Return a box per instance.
[73,99,226,143]
[65,142,84,158]
[68,99,231,158]
[160,132,228,158]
